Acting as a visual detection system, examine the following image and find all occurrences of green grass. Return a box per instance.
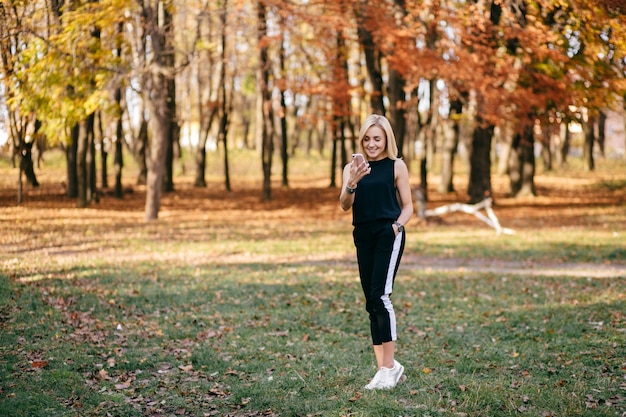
[1,230,625,416]
[410,228,625,263]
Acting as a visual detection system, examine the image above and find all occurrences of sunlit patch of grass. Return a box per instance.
[408,227,625,264]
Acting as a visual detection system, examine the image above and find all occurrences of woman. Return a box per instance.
[339,114,413,390]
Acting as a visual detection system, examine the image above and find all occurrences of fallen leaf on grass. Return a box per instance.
[208,387,228,396]
[115,381,131,390]
[31,360,47,369]
[178,364,194,372]
[267,330,289,337]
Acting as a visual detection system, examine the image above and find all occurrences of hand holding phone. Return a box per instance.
[352,153,365,166]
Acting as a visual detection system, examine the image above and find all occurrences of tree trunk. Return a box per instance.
[162,55,178,193]
[114,124,124,199]
[144,0,175,221]
[194,105,218,187]
[258,2,273,201]
[220,0,232,192]
[112,21,124,199]
[19,142,39,188]
[241,106,251,150]
[17,140,39,204]
[540,135,552,172]
[220,109,231,192]
[279,33,289,188]
[496,122,513,175]
[17,162,23,204]
[438,120,458,194]
[419,79,438,198]
[218,66,232,192]
[330,123,339,189]
[113,88,124,199]
[555,120,569,167]
[419,155,428,202]
[508,123,536,197]
[416,129,428,201]
[164,125,174,192]
[388,68,406,156]
[97,112,108,189]
[145,107,168,221]
[355,2,385,115]
[330,29,352,188]
[67,127,79,198]
[32,120,44,173]
[193,5,216,188]
[582,115,595,171]
[597,111,606,158]
[194,140,208,188]
[88,114,97,203]
[518,125,536,196]
[468,123,494,204]
[76,118,89,208]
[135,118,148,185]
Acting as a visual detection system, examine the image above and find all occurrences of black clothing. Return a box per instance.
[351,157,405,344]
[352,158,401,226]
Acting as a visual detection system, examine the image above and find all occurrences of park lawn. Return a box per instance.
[1,257,625,416]
[1,151,625,416]
[1,211,625,417]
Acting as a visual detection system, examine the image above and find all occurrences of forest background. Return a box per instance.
[1,0,626,218]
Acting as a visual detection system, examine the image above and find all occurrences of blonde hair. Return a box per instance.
[358,114,400,160]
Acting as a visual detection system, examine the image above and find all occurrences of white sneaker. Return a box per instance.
[364,360,404,390]
[385,360,404,388]
[364,367,389,390]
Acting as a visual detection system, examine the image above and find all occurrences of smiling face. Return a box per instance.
[362,125,388,161]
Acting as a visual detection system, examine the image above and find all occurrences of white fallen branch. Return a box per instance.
[418,193,515,235]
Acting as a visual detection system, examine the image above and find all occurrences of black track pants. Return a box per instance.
[353,219,405,345]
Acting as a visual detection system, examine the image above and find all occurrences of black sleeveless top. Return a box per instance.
[352,158,400,225]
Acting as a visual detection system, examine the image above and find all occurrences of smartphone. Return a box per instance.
[352,153,365,166]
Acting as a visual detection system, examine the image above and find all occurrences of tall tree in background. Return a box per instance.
[0,3,39,204]
[217,0,233,191]
[329,28,353,189]
[354,1,385,116]
[560,1,626,171]
[191,1,219,188]
[75,7,101,208]
[142,0,177,220]
[113,21,125,199]
[278,24,289,188]
[14,0,125,206]
[258,1,274,201]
